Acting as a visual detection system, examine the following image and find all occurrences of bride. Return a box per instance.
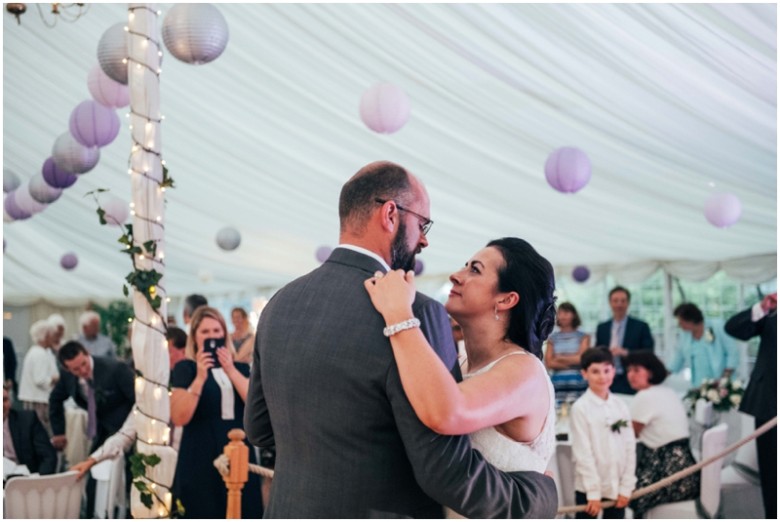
[365,237,557,481]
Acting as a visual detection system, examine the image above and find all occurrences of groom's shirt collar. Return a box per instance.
[336,244,390,272]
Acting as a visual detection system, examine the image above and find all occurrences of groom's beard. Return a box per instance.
[390,220,416,272]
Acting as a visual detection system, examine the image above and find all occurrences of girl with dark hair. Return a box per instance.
[364,237,557,482]
[625,351,699,517]
[545,302,590,399]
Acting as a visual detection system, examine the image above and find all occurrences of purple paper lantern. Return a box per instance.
[359,83,411,134]
[544,147,592,194]
[52,132,100,174]
[162,4,230,65]
[4,191,31,221]
[704,193,742,228]
[572,265,590,283]
[87,63,130,108]
[69,100,120,147]
[60,252,78,271]
[315,245,332,263]
[103,196,129,227]
[29,173,63,204]
[14,183,47,215]
[42,157,78,189]
[413,258,424,276]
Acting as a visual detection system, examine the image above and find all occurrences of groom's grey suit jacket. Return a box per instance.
[245,248,557,518]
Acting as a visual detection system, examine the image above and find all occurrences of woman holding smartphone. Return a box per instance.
[170,306,263,518]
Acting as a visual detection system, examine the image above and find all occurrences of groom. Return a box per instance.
[245,161,557,518]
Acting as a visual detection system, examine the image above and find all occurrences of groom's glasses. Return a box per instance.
[375,198,434,236]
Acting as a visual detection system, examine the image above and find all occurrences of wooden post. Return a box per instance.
[224,429,249,519]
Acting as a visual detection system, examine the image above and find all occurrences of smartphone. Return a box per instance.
[203,337,226,368]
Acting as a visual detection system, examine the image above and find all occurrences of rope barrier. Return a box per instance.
[214,453,275,479]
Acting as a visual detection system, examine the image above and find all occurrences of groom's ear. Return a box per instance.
[376,200,398,233]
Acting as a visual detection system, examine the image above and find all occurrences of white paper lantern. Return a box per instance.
[103,196,130,227]
[359,83,411,134]
[3,169,21,193]
[29,173,63,204]
[216,227,241,251]
[88,63,130,108]
[52,132,100,174]
[14,182,48,215]
[704,192,742,228]
[162,4,229,65]
[97,23,129,84]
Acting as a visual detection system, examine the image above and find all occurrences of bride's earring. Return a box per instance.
[494,305,500,321]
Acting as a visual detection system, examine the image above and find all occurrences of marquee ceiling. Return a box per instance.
[2,3,776,305]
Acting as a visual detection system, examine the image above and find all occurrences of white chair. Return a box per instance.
[4,470,85,519]
[91,455,127,519]
[555,442,576,517]
[646,423,728,519]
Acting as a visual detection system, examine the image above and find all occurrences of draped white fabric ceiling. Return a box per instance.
[2,3,777,305]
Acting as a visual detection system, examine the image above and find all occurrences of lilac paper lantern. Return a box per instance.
[4,191,31,221]
[544,147,592,194]
[572,265,590,283]
[69,100,121,147]
[103,196,129,227]
[359,83,411,134]
[704,193,742,228]
[14,183,47,215]
[97,23,129,85]
[29,173,63,204]
[60,252,78,271]
[87,63,130,108]
[216,227,241,251]
[52,132,100,174]
[3,169,21,193]
[42,157,77,189]
[315,245,332,263]
[162,4,229,65]
[413,258,424,276]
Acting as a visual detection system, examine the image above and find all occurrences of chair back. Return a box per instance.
[92,455,127,518]
[4,471,85,519]
[700,422,728,517]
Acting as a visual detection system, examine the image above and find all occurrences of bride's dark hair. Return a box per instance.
[486,237,556,360]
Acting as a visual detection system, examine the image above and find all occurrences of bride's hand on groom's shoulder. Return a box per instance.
[364,270,416,321]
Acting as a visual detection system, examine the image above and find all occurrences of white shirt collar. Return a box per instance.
[336,244,390,272]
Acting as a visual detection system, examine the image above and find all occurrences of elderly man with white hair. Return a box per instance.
[48,313,67,351]
[77,311,116,359]
[17,319,60,435]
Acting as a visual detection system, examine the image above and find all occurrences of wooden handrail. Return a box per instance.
[223,429,249,519]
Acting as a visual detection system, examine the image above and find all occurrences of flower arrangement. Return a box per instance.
[685,377,745,413]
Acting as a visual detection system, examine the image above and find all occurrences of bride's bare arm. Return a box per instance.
[365,270,543,435]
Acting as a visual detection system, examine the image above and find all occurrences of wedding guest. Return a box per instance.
[626,351,699,517]
[545,302,590,399]
[595,286,654,395]
[230,307,255,364]
[3,383,57,475]
[571,348,636,519]
[4,336,18,396]
[725,293,777,519]
[670,303,739,386]
[77,311,117,359]
[170,306,262,519]
[181,294,208,333]
[48,313,67,351]
[17,320,59,435]
[245,161,556,518]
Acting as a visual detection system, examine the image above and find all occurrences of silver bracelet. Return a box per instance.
[383,318,421,337]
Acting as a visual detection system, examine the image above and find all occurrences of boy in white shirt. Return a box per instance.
[571,348,636,519]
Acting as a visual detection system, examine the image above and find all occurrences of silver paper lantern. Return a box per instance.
[162,4,229,65]
[52,132,100,174]
[216,226,241,251]
[97,22,129,84]
[29,173,63,204]
[3,169,20,193]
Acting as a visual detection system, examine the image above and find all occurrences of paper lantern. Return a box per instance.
[87,63,129,108]
[52,132,100,174]
[3,239,5,252]
[4,191,31,221]
[60,252,78,270]
[3,169,20,193]
[216,227,241,251]
[704,193,742,228]
[315,245,332,263]
[69,100,121,147]
[3,198,15,223]
[162,4,229,65]
[97,23,129,84]
[413,258,424,276]
[29,173,63,204]
[14,183,47,215]
[572,265,590,283]
[103,196,129,226]
[359,83,411,134]
[42,157,78,189]
[544,147,592,194]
